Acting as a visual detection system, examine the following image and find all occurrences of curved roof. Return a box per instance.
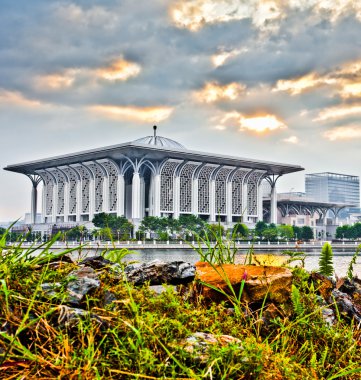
[133,135,186,149]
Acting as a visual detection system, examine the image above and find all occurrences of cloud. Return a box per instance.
[54,3,118,29]
[314,105,361,122]
[273,59,361,98]
[282,135,299,144]
[170,0,284,33]
[90,105,174,123]
[0,89,44,108]
[216,111,287,133]
[323,126,361,141]
[96,58,141,81]
[211,48,248,67]
[34,69,79,91]
[195,82,246,103]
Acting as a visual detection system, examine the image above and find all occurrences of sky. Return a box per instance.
[0,0,361,221]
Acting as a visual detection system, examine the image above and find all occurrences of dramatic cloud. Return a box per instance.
[90,105,174,123]
[323,126,361,141]
[96,58,141,81]
[195,82,246,103]
[34,70,78,91]
[1,0,361,220]
[0,89,44,108]
[211,48,248,67]
[274,60,361,98]
[314,105,361,122]
[216,111,287,133]
[170,0,283,33]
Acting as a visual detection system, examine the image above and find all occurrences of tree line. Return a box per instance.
[0,213,315,242]
[336,223,361,240]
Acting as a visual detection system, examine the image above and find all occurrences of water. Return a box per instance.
[120,248,361,278]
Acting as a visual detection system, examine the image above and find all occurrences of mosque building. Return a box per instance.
[4,126,304,229]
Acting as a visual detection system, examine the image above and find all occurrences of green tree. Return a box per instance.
[277,225,294,240]
[301,226,314,241]
[319,242,334,277]
[232,223,249,239]
[262,227,278,241]
[292,225,302,240]
[255,221,268,238]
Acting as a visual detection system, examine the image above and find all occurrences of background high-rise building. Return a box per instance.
[305,172,360,206]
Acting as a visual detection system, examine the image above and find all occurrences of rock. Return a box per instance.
[322,308,336,326]
[149,285,177,295]
[310,273,335,300]
[195,262,292,304]
[331,289,361,323]
[79,255,112,269]
[41,282,62,298]
[124,260,195,286]
[181,332,242,362]
[56,305,105,329]
[66,267,101,306]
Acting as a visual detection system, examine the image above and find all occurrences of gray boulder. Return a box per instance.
[124,260,195,286]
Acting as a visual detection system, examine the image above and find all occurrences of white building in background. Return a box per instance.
[4,127,303,230]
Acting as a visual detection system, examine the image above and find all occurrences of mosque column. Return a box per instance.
[173,176,180,219]
[270,182,278,225]
[76,180,82,222]
[257,181,264,222]
[26,175,42,224]
[191,178,198,216]
[117,175,125,216]
[132,171,141,220]
[63,181,69,222]
[102,176,109,213]
[88,176,95,222]
[153,174,161,217]
[226,181,233,224]
[209,179,216,222]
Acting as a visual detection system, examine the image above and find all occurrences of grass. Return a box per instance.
[0,229,361,378]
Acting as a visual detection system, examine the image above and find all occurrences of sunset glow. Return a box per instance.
[97,59,141,81]
[195,82,245,103]
[90,105,173,123]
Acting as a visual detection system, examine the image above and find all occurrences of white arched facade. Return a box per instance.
[37,157,267,226]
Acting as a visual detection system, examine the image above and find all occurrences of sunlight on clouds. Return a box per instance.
[273,73,335,95]
[282,135,299,144]
[339,83,361,98]
[171,0,361,32]
[274,59,361,98]
[170,0,283,33]
[323,126,361,141]
[314,105,361,122]
[35,70,78,90]
[217,111,287,133]
[0,89,43,108]
[97,59,141,81]
[211,48,248,67]
[90,105,174,123]
[195,82,246,103]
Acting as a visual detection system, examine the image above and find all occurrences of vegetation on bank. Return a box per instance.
[336,223,361,240]
[0,226,361,378]
[4,213,315,243]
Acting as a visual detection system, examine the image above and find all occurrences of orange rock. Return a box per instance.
[195,262,292,304]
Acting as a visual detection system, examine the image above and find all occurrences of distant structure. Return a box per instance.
[4,126,303,231]
[305,172,360,206]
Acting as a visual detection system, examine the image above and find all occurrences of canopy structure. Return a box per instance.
[4,126,304,227]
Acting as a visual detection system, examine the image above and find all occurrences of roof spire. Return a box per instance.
[153,125,157,138]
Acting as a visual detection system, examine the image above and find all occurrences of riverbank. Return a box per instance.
[12,240,361,251]
[1,243,361,378]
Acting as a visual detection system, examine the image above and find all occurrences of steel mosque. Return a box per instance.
[4,126,304,230]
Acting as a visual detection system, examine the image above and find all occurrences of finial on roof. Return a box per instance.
[153,125,157,138]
